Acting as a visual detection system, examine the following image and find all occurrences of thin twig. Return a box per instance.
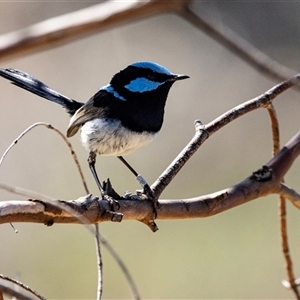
[266,104,280,155]
[266,105,300,299]
[0,182,55,201]
[0,122,89,193]
[45,124,89,194]
[94,224,103,300]
[0,283,34,300]
[0,122,46,168]
[152,74,300,197]
[280,183,300,209]
[282,278,300,289]
[0,274,46,300]
[279,193,300,299]
[99,236,140,300]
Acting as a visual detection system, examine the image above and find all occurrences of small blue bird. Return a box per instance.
[0,62,189,198]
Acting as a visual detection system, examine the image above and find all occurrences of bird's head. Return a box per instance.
[98,62,189,133]
[108,61,189,103]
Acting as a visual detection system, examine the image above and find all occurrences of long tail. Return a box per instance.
[0,68,83,116]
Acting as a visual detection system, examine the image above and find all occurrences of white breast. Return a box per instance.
[80,118,156,156]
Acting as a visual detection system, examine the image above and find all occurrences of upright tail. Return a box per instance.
[0,68,83,116]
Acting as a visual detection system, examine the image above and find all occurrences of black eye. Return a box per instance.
[146,74,156,81]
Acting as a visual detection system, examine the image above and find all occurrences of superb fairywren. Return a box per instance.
[0,62,189,198]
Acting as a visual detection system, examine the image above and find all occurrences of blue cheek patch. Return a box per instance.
[125,78,163,93]
[102,85,126,101]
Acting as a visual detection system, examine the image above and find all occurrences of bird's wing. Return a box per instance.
[66,97,108,137]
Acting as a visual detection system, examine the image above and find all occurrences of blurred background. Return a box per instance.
[1,1,300,299]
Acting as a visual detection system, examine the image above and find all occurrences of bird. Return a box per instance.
[0,62,189,200]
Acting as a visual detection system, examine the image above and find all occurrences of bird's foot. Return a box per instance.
[136,174,159,205]
[96,195,122,222]
[103,194,120,212]
[135,175,160,232]
[102,178,121,210]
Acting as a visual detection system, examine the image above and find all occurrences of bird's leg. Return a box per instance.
[88,152,120,214]
[87,151,105,196]
[117,156,156,202]
[117,156,138,177]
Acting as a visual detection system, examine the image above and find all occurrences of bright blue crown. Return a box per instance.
[131,62,172,76]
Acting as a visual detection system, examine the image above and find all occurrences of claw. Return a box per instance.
[104,195,120,211]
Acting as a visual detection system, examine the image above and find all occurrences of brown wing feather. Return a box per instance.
[66,103,106,137]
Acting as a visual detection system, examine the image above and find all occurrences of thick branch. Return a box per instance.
[1,129,300,225]
[0,0,190,62]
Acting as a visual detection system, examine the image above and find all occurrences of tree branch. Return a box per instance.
[152,74,300,197]
[279,183,300,210]
[0,274,45,300]
[1,128,300,225]
[0,283,36,300]
[266,104,299,299]
[0,0,190,62]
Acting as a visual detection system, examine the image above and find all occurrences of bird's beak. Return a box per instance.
[170,74,190,81]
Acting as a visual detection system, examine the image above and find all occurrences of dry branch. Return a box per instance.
[0,0,190,62]
[1,128,300,225]
[0,283,35,300]
[152,74,300,197]
[0,274,45,300]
